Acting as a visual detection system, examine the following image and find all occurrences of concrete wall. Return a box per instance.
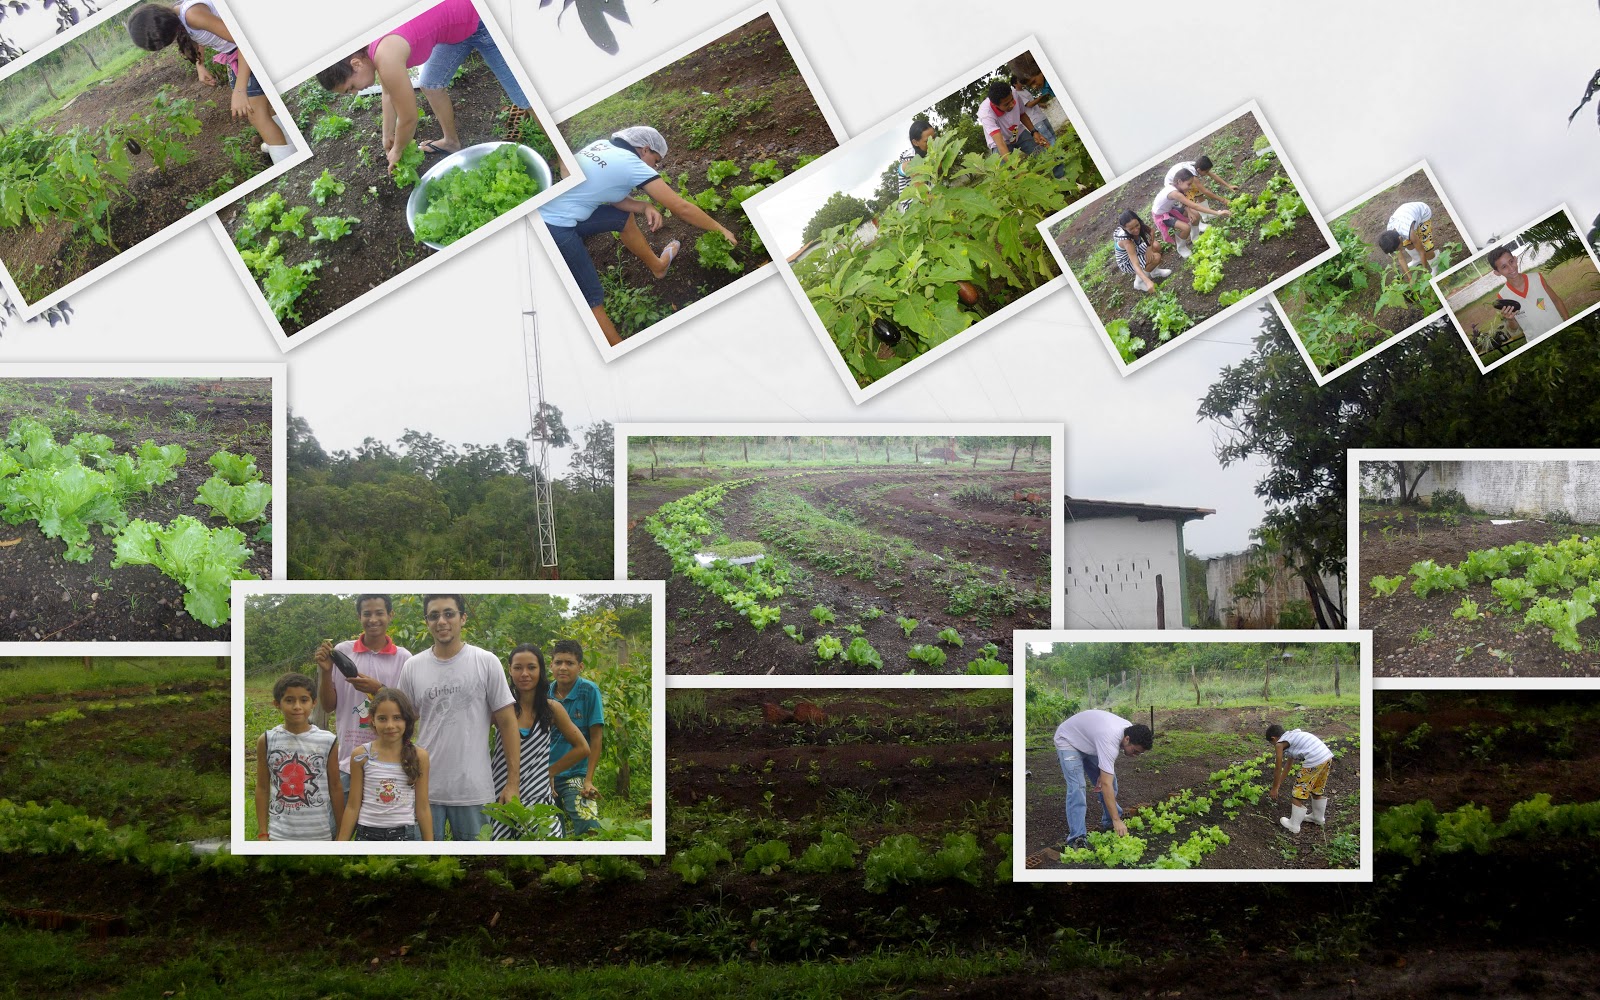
[1062,516,1186,629]
[1204,551,1345,628]
[1364,460,1600,522]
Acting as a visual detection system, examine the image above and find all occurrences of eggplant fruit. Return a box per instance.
[955,280,982,305]
[871,317,902,347]
[125,138,142,155]
[330,648,360,679]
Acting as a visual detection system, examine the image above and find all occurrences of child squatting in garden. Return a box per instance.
[1266,723,1333,834]
[1150,168,1231,259]
[1377,201,1437,277]
[256,672,343,840]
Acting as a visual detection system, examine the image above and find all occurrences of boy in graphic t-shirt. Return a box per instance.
[256,672,343,840]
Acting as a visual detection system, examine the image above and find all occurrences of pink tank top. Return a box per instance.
[368,0,479,68]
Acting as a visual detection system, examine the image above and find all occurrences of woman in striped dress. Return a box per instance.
[490,643,590,840]
[1110,211,1172,293]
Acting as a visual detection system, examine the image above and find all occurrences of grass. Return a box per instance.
[0,657,222,700]
[0,31,148,125]
[0,930,1041,999]
[1131,730,1264,769]
[1448,256,1600,334]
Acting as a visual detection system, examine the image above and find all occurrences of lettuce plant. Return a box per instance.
[207,450,260,485]
[194,476,272,524]
[111,515,261,627]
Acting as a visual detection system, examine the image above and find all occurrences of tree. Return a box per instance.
[802,191,872,243]
[570,421,615,492]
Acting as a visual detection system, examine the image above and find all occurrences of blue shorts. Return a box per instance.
[228,66,266,99]
[547,203,632,308]
[418,20,528,107]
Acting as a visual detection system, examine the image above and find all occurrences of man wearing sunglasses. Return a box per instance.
[397,594,521,840]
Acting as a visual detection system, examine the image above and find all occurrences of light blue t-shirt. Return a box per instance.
[550,676,605,781]
[539,139,660,228]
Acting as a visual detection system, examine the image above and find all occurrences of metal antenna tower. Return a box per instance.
[519,219,559,575]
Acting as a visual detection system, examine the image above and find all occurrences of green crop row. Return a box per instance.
[1371,534,1600,651]
[644,478,789,631]
[0,417,264,626]
[1376,793,1600,863]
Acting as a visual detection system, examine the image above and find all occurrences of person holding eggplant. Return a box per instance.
[313,594,413,804]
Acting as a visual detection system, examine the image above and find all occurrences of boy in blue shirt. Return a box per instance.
[548,638,606,835]
[540,125,738,346]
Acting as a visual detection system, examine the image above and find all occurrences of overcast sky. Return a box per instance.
[3,0,1599,562]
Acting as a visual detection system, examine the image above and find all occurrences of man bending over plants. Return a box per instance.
[1267,723,1333,834]
[1053,710,1153,848]
[316,0,530,175]
[1487,243,1569,341]
[541,125,738,346]
[1377,201,1438,277]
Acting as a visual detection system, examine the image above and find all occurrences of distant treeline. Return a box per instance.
[288,412,614,580]
[630,435,1049,470]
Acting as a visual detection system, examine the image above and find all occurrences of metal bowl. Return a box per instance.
[405,141,552,251]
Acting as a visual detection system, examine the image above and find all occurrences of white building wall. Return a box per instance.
[1062,516,1186,629]
[1364,460,1600,522]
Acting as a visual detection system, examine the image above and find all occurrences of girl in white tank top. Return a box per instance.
[337,688,433,841]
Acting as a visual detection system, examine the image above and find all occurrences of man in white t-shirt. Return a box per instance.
[1052,709,1154,848]
[1267,724,1335,833]
[540,125,739,347]
[313,593,412,799]
[976,80,1051,159]
[1377,202,1437,276]
[1487,244,1570,341]
[397,594,521,841]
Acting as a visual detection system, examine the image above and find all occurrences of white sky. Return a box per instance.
[2,0,1598,559]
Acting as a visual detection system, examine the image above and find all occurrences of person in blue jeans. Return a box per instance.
[1053,710,1153,848]
[540,125,738,346]
[548,638,606,836]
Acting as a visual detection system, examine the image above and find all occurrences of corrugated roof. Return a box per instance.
[1063,496,1215,523]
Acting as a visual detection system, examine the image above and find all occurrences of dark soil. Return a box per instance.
[1279,168,1466,375]
[555,16,840,339]
[1024,705,1359,869]
[218,59,539,336]
[1358,503,1600,676]
[669,689,1010,838]
[3,686,1600,994]
[1051,113,1334,358]
[628,463,1050,674]
[0,53,270,304]
[0,378,273,642]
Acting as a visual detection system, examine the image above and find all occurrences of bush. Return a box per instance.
[1430,488,1470,513]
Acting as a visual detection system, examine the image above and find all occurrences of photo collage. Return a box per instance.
[0,0,1598,994]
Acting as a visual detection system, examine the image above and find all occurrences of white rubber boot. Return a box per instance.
[265,143,295,164]
[1175,239,1193,259]
[1308,796,1328,827]
[1150,267,1173,279]
[1134,274,1152,291]
[261,115,285,154]
[1280,804,1307,834]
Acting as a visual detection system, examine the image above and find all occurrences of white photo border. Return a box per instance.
[741,34,1114,406]
[205,0,582,354]
[535,0,851,365]
[1271,159,1478,386]
[229,578,667,855]
[1012,629,1373,883]
[0,0,313,318]
[616,420,1065,681]
[0,362,286,656]
[1428,204,1600,375]
[1038,101,1339,378]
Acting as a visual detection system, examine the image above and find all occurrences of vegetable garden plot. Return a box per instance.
[0,11,286,306]
[552,16,840,343]
[218,60,557,338]
[0,378,273,641]
[629,463,1050,674]
[664,688,1013,899]
[1360,502,1600,676]
[1275,168,1466,380]
[1047,113,1334,367]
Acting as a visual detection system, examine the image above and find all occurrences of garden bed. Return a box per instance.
[1359,502,1600,676]
[0,378,272,642]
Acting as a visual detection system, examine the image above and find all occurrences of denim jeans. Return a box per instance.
[430,803,488,841]
[418,21,529,107]
[1016,128,1067,179]
[1059,747,1120,841]
[547,204,631,307]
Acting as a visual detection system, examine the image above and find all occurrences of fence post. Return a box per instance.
[1190,663,1200,706]
[1334,659,1341,698]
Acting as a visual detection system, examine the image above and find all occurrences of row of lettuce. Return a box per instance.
[1371,534,1600,650]
[643,477,1007,672]
[1,416,268,626]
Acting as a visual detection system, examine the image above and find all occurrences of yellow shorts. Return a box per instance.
[1294,759,1331,801]
[1403,219,1434,254]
